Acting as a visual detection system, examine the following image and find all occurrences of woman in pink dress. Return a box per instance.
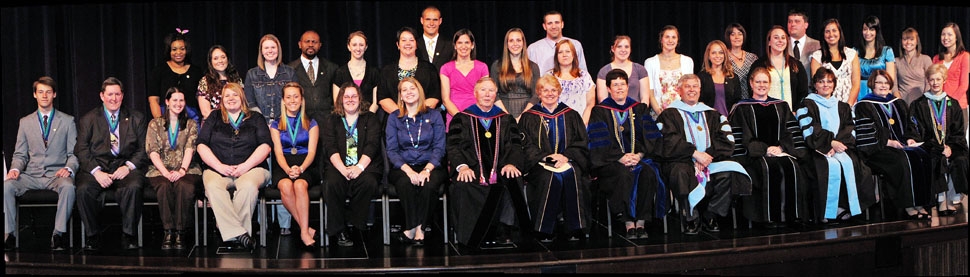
[441,28,489,128]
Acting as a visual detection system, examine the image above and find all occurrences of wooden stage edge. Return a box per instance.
[5,219,967,275]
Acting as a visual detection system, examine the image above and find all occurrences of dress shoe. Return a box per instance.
[5,234,16,251]
[280,228,292,236]
[173,231,185,250]
[684,220,700,235]
[494,225,513,244]
[122,233,139,250]
[705,217,720,232]
[50,233,67,251]
[637,227,649,239]
[161,231,174,250]
[624,228,638,240]
[236,233,255,249]
[83,235,100,251]
[337,231,354,247]
[396,232,417,245]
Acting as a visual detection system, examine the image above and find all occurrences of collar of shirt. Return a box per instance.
[301,56,319,69]
[424,34,439,48]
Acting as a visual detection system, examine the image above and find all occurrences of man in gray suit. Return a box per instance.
[788,9,821,81]
[4,76,78,251]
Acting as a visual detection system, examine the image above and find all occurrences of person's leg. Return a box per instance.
[347,173,380,232]
[116,170,145,238]
[277,178,297,234]
[149,176,175,231]
[4,175,47,240]
[203,170,245,242]
[75,172,105,239]
[173,174,198,248]
[292,179,314,245]
[323,169,349,235]
[233,168,270,237]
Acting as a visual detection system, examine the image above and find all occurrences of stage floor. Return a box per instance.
[5,197,968,274]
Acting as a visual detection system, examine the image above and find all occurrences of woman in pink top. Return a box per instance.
[441,28,489,128]
[933,23,969,112]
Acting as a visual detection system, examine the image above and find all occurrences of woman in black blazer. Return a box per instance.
[697,40,742,116]
[321,82,383,247]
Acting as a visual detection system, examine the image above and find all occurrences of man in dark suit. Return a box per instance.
[74,77,149,251]
[788,9,821,82]
[289,30,338,119]
[4,76,78,251]
[415,6,455,70]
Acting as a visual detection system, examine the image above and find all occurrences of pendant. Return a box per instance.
[234,129,239,136]
[488,169,498,184]
[618,126,625,132]
[697,126,704,132]
[938,125,943,131]
[888,118,895,125]
[291,148,297,155]
[485,131,492,138]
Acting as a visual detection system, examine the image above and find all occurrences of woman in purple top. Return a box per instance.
[596,35,653,106]
[440,28,489,128]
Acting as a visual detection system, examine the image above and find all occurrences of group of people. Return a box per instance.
[5,6,968,253]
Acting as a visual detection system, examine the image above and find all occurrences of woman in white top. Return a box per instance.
[596,35,656,112]
[810,18,861,105]
[644,25,694,114]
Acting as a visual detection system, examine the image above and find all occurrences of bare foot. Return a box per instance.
[414,225,425,241]
[302,228,317,246]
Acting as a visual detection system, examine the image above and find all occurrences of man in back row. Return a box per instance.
[416,6,455,70]
[528,10,588,74]
[5,76,78,252]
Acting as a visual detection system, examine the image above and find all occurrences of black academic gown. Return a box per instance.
[520,103,590,234]
[796,95,876,221]
[908,94,968,195]
[587,98,666,222]
[658,102,751,221]
[854,95,935,209]
[447,105,529,246]
[729,98,810,223]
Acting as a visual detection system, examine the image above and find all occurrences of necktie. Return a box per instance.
[42,115,49,148]
[110,114,119,156]
[307,61,315,84]
[428,38,436,61]
[793,40,801,59]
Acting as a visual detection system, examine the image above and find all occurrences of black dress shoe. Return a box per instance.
[161,231,174,250]
[684,220,700,235]
[5,234,16,251]
[173,231,185,250]
[705,218,720,232]
[236,233,255,249]
[50,233,66,251]
[122,233,139,250]
[337,231,354,247]
[396,232,416,245]
[624,228,638,240]
[494,225,513,244]
[637,227,648,239]
[83,235,100,251]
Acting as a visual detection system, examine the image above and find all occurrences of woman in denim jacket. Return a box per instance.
[245,34,296,124]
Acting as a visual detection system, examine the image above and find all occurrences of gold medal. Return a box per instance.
[618,126,625,132]
[938,125,943,131]
[485,131,493,138]
[888,118,895,125]
[234,129,239,136]
[697,126,704,132]
[291,148,297,155]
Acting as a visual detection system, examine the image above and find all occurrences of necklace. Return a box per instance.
[730,50,745,63]
[405,115,423,149]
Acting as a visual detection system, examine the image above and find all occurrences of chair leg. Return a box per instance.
[15,205,20,248]
[323,203,330,246]
[732,207,738,229]
[138,216,143,247]
[318,197,325,248]
[203,198,208,247]
[442,194,449,244]
[259,197,267,247]
[383,194,390,246]
[605,199,612,238]
[194,200,199,248]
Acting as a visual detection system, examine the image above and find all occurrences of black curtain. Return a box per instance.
[3,1,968,163]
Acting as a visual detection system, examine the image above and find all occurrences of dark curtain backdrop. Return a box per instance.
[3,1,969,163]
